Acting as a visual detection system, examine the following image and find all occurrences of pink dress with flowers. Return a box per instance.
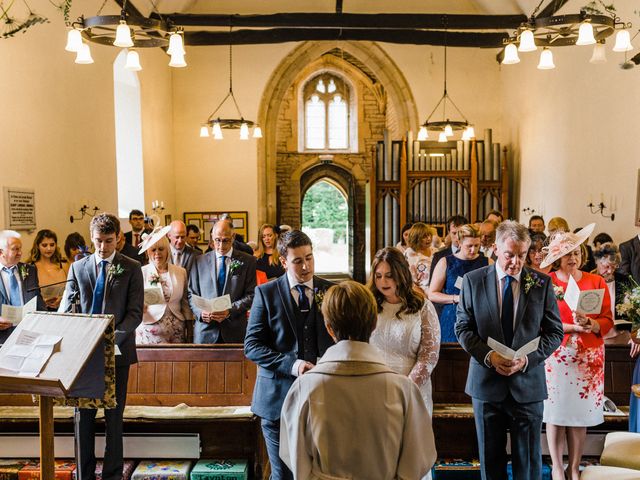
[543,272,613,427]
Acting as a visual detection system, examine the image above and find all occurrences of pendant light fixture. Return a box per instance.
[200,27,262,140]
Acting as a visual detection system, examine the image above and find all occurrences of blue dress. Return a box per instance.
[438,254,488,343]
[630,358,640,432]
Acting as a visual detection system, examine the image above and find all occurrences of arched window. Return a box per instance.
[113,50,144,218]
[302,73,353,151]
[301,179,349,274]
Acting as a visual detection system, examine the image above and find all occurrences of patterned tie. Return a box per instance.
[296,285,310,313]
[91,260,108,314]
[217,256,226,293]
[134,233,140,247]
[501,275,515,347]
[3,266,21,306]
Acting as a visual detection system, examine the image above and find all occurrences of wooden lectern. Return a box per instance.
[0,312,112,479]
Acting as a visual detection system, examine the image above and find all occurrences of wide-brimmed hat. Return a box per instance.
[138,225,171,255]
[540,222,595,269]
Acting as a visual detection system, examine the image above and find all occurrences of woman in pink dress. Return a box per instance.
[540,224,613,480]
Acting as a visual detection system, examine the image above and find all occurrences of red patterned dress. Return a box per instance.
[543,272,613,426]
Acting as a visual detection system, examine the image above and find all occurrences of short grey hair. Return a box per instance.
[0,230,21,251]
[496,220,531,248]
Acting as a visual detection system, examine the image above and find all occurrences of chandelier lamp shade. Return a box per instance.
[500,6,633,69]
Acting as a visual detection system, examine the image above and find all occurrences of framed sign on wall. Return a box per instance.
[3,187,36,231]
[183,211,249,246]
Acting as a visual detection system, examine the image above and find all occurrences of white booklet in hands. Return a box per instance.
[144,286,165,305]
[488,336,540,361]
[564,275,604,315]
[1,296,38,325]
[192,294,232,312]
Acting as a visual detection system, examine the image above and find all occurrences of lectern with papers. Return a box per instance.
[0,312,113,480]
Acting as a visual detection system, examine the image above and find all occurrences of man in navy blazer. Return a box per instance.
[64,213,144,480]
[244,230,334,480]
[0,230,45,344]
[456,221,563,480]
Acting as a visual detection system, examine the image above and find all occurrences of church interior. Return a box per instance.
[1,0,640,478]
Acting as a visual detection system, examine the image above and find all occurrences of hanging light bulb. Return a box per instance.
[65,28,83,52]
[167,31,186,56]
[253,126,263,138]
[200,125,210,137]
[438,132,448,143]
[75,42,94,64]
[417,126,428,141]
[613,29,633,52]
[576,22,596,46]
[590,42,607,64]
[125,49,142,71]
[444,124,453,137]
[518,29,537,52]
[537,48,555,69]
[502,43,520,64]
[169,50,187,68]
[212,121,223,139]
[462,125,475,140]
[114,20,134,48]
[239,122,250,140]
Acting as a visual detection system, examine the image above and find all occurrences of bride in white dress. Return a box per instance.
[369,247,441,415]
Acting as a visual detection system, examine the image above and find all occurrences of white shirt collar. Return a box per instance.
[495,261,522,283]
[215,248,233,260]
[94,251,116,266]
[170,245,184,255]
[286,271,314,291]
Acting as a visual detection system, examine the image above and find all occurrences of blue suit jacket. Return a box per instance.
[0,263,45,343]
[455,265,563,403]
[244,274,334,421]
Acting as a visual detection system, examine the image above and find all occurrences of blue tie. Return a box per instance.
[91,260,108,314]
[296,285,310,313]
[217,256,226,293]
[501,275,515,347]
[4,267,21,306]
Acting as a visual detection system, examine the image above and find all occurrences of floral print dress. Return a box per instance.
[543,272,613,427]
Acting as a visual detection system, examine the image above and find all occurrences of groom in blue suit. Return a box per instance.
[244,230,334,480]
[456,221,563,480]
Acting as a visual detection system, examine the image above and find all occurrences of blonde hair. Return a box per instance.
[322,281,377,342]
[407,223,436,251]
[256,223,280,267]
[456,224,480,242]
[548,217,570,234]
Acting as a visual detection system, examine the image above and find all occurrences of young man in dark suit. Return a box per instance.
[619,231,640,284]
[0,230,45,344]
[456,220,563,480]
[64,213,144,480]
[123,209,147,247]
[244,230,334,480]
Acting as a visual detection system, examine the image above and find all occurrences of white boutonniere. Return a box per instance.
[108,263,124,278]
[314,287,326,308]
[18,264,29,280]
[229,259,243,275]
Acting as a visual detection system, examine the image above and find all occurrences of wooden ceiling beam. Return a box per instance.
[183,28,509,48]
[163,12,526,30]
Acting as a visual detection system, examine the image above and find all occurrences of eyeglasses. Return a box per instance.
[213,238,232,245]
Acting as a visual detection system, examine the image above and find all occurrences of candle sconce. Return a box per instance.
[151,200,165,215]
[522,207,537,215]
[587,202,615,221]
[70,205,100,223]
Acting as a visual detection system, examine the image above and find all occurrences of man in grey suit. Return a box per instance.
[0,230,45,343]
[189,220,256,344]
[619,230,640,284]
[64,213,144,480]
[168,220,201,275]
[456,221,563,480]
[244,230,334,480]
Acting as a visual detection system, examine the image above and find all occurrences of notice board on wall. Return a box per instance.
[3,187,35,231]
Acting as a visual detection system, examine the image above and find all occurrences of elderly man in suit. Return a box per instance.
[167,220,201,275]
[64,213,143,480]
[244,230,334,480]
[0,230,45,344]
[619,230,640,284]
[456,220,563,480]
[189,220,256,344]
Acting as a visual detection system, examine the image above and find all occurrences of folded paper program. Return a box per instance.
[488,336,540,361]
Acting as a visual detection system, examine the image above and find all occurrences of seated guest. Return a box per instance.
[395,222,413,253]
[529,215,545,234]
[592,243,628,336]
[255,223,285,280]
[136,227,191,344]
[526,232,551,274]
[0,230,45,343]
[593,232,613,250]
[189,220,256,343]
[547,216,570,235]
[64,232,89,263]
[429,224,487,343]
[404,222,435,296]
[168,220,201,275]
[486,209,504,223]
[124,209,147,247]
[116,231,145,265]
[27,229,69,310]
[186,224,204,253]
[279,281,436,480]
[479,219,498,261]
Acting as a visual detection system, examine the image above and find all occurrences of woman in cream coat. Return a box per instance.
[280,281,436,480]
[136,227,191,344]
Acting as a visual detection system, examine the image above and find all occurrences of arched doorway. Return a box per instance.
[301,179,349,274]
